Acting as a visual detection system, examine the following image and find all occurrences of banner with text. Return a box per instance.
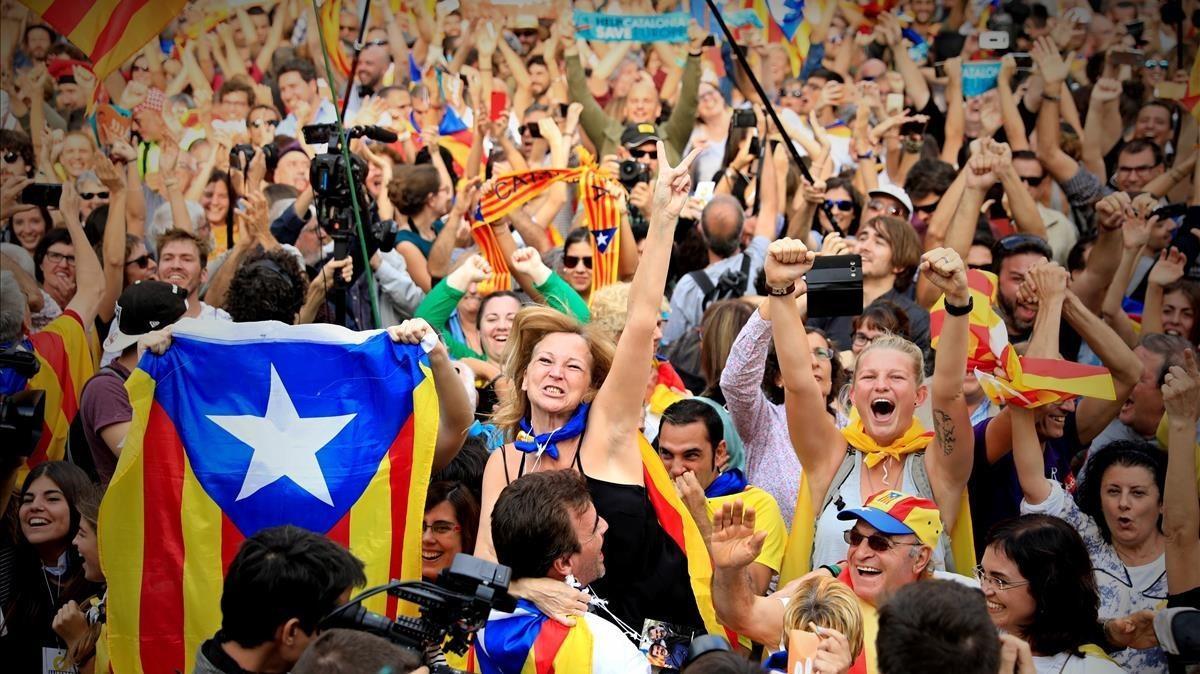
[962,61,1002,98]
[575,11,690,43]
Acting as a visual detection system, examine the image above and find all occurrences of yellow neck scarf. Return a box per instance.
[840,407,934,468]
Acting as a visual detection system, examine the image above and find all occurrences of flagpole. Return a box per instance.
[701,0,843,235]
[310,0,383,329]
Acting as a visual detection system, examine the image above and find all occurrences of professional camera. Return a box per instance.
[321,554,516,674]
[301,122,402,262]
[0,345,45,459]
[618,159,650,189]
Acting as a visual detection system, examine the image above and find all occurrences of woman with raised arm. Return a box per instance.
[766,240,976,582]
[474,142,705,634]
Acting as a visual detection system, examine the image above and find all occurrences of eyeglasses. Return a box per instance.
[2,151,20,164]
[563,254,593,269]
[824,199,855,212]
[812,346,835,360]
[974,565,1031,591]
[250,119,279,129]
[1144,59,1170,70]
[852,331,877,346]
[1018,174,1046,187]
[630,148,658,159]
[513,29,540,38]
[913,200,940,215]
[780,88,805,98]
[699,90,723,102]
[45,250,76,266]
[125,254,153,269]
[422,521,461,536]
[844,528,924,552]
[867,199,906,217]
[1115,163,1161,176]
[996,233,1052,254]
[80,191,110,200]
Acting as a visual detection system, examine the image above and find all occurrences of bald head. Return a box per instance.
[859,59,887,81]
[624,77,662,125]
[701,195,745,258]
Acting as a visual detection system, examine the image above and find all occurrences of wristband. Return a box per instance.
[944,296,973,316]
[819,564,842,578]
[1041,92,1060,102]
[768,282,796,297]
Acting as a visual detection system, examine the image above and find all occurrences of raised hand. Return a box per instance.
[386,317,445,357]
[1148,246,1187,287]
[1095,191,1132,232]
[448,254,493,289]
[1162,349,1200,422]
[1026,259,1069,306]
[1091,76,1122,103]
[964,147,1000,191]
[919,247,970,305]
[93,152,125,191]
[709,500,766,570]
[1121,212,1157,252]
[509,246,551,283]
[1,176,33,215]
[650,140,700,218]
[1031,37,1072,86]
[764,238,816,290]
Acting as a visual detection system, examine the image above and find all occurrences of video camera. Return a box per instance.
[301,122,403,264]
[0,345,46,459]
[321,554,516,674]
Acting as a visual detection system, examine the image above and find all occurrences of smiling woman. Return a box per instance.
[421,481,479,582]
[2,461,103,672]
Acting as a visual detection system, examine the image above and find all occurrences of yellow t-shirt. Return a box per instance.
[707,486,788,572]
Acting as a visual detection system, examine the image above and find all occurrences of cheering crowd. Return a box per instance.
[2,0,1200,672]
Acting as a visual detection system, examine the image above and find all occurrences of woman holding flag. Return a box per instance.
[473,141,710,636]
[765,239,977,581]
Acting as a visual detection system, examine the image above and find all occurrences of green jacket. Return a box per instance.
[565,52,702,165]
[415,273,591,360]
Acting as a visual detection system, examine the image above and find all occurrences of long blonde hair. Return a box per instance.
[491,306,616,437]
[782,575,865,660]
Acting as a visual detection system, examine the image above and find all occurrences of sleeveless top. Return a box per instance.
[811,452,947,570]
[501,428,705,635]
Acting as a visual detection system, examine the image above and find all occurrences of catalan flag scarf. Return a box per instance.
[929,270,1116,408]
[476,599,594,674]
[470,205,513,294]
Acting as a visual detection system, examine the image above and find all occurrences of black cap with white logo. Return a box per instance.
[103,281,189,354]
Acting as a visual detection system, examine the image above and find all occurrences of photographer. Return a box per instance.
[194,526,366,674]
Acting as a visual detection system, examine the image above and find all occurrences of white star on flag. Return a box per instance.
[207,365,356,506]
[596,231,610,248]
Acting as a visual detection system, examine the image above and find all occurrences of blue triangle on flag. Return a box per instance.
[592,228,617,254]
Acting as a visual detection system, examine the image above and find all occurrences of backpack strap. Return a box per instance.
[909,451,961,574]
[689,268,716,299]
[819,448,857,516]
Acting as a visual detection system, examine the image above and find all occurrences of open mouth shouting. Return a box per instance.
[869,397,897,425]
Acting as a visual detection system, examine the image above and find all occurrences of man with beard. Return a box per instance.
[991,233,1053,342]
[156,228,231,321]
[343,43,390,118]
[969,261,1144,555]
[662,151,779,347]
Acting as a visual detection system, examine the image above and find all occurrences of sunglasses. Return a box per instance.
[80,191,110,200]
[844,528,923,553]
[563,254,593,269]
[421,521,461,536]
[125,254,154,269]
[780,88,805,98]
[250,119,279,129]
[1144,59,1169,70]
[867,199,906,217]
[1018,174,1046,187]
[630,148,658,159]
[996,233,1054,257]
[913,200,940,215]
[824,199,855,212]
[812,346,835,360]
[513,29,540,37]
[2,151,20,164]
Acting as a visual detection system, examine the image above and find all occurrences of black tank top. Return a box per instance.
[502,422,706,633]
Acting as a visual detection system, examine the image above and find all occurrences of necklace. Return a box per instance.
[864,455,898,493]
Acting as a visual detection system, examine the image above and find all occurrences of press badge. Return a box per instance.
[42,646,78,674]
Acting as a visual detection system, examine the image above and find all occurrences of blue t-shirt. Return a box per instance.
[968,413,1084,556]
[394,218,443,258]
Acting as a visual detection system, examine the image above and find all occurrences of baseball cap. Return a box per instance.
[837,489,943,550]
[47,59,93,85]
[868,184,914,218]
[133,88,167,116]
[621,123,661,149]
[103,281,188,354]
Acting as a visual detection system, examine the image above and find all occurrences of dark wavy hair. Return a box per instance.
[1076,441,1166,545]
[423,481,480,570]
[985,515,1102,657]
[226,248,308,324]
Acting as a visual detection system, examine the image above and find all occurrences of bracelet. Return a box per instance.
[944,296,973,316]
[1041,92,1060,102]
[819,564,842,578]
[857,151,875,160]
[767,282,796,297]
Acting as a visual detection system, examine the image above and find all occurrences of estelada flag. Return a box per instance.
[317,0,355,79]
[0,311,94,474]
[475,599,595,674]
[18,0,188,82]
[99,319,439,673]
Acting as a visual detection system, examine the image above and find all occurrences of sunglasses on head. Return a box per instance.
[630,148,657,159]
[80,191,109,200]
[2,151,20,164]
[1019,173,1046,186]
[867,199,905,217]
[250,118,279,129]
[844,528,923,552]
[824,199,855,212]
[563,254,593,269]
[125,254,153,269]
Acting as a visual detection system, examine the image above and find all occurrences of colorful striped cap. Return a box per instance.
[837,489,943,550]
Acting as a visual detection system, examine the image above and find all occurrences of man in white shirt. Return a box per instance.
[478,470,649,674]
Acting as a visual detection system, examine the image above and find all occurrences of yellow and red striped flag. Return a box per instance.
[317,0,355,80]
[470,206,513,295]
[1181,49,1200,122]
[576,149,622,296]
[18,0,188,82]
[99,320,438,673]
[930,269,1116,408]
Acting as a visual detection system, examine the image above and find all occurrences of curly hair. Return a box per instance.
[984,515,1103,657]
[1076,441,1166,545]
[388,164,442,217]
[0,129,35,176]
[225,248,308,324]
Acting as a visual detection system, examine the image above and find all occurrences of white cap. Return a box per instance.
[868,184,914,218]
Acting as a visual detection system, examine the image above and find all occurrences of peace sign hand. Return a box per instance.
[650,141,700,219]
